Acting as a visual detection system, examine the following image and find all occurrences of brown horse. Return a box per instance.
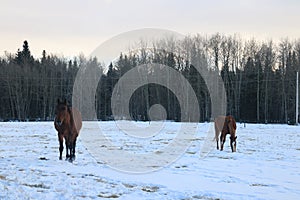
[54,99,82,162]
[214,115,237,152]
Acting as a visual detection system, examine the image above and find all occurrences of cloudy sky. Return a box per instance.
[1,0,299,58]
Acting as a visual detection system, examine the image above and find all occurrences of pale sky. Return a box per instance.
[1,0,299,59]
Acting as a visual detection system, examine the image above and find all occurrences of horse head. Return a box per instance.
[55,99,70,127]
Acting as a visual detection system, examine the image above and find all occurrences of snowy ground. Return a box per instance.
[0,121,299,199]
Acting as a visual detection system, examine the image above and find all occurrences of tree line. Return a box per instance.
[0,34,299,123]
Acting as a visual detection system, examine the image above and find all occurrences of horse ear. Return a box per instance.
[235,136,237,139]
[63,99,67,105]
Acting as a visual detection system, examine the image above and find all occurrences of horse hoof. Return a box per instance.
[65,157,71,161]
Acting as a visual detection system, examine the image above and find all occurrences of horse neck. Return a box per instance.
[59,108,72,128]
[228,121,236,136]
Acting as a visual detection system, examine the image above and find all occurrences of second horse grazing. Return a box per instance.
[54,99,82,162]
[214,115,237,152]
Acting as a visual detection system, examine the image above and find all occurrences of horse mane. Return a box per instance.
[67,106,74,126]
[67,106,82,133]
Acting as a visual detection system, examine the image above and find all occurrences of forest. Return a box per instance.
[0,33,299,124]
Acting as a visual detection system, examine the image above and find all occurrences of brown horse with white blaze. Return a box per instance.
[214,115,237,152]
[54,99,82,162]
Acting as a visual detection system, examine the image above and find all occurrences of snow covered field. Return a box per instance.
[0,121,299,199]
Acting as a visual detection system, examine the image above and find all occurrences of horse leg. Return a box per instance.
[220,135,223,151]
[65,140,70,160]
[72,137,77,160]
[58,134,64,160]
[220,134,226,151]
[215,123,219,150]
[216,131,219,150]
[68,139,77,163]
[230,139,234,152]
[229,134,233,152]
[68,142,73,162]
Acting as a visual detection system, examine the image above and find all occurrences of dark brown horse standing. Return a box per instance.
[54,99,82,162]
[214,115,237,152]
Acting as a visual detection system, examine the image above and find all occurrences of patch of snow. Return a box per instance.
[0,122,299,199]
